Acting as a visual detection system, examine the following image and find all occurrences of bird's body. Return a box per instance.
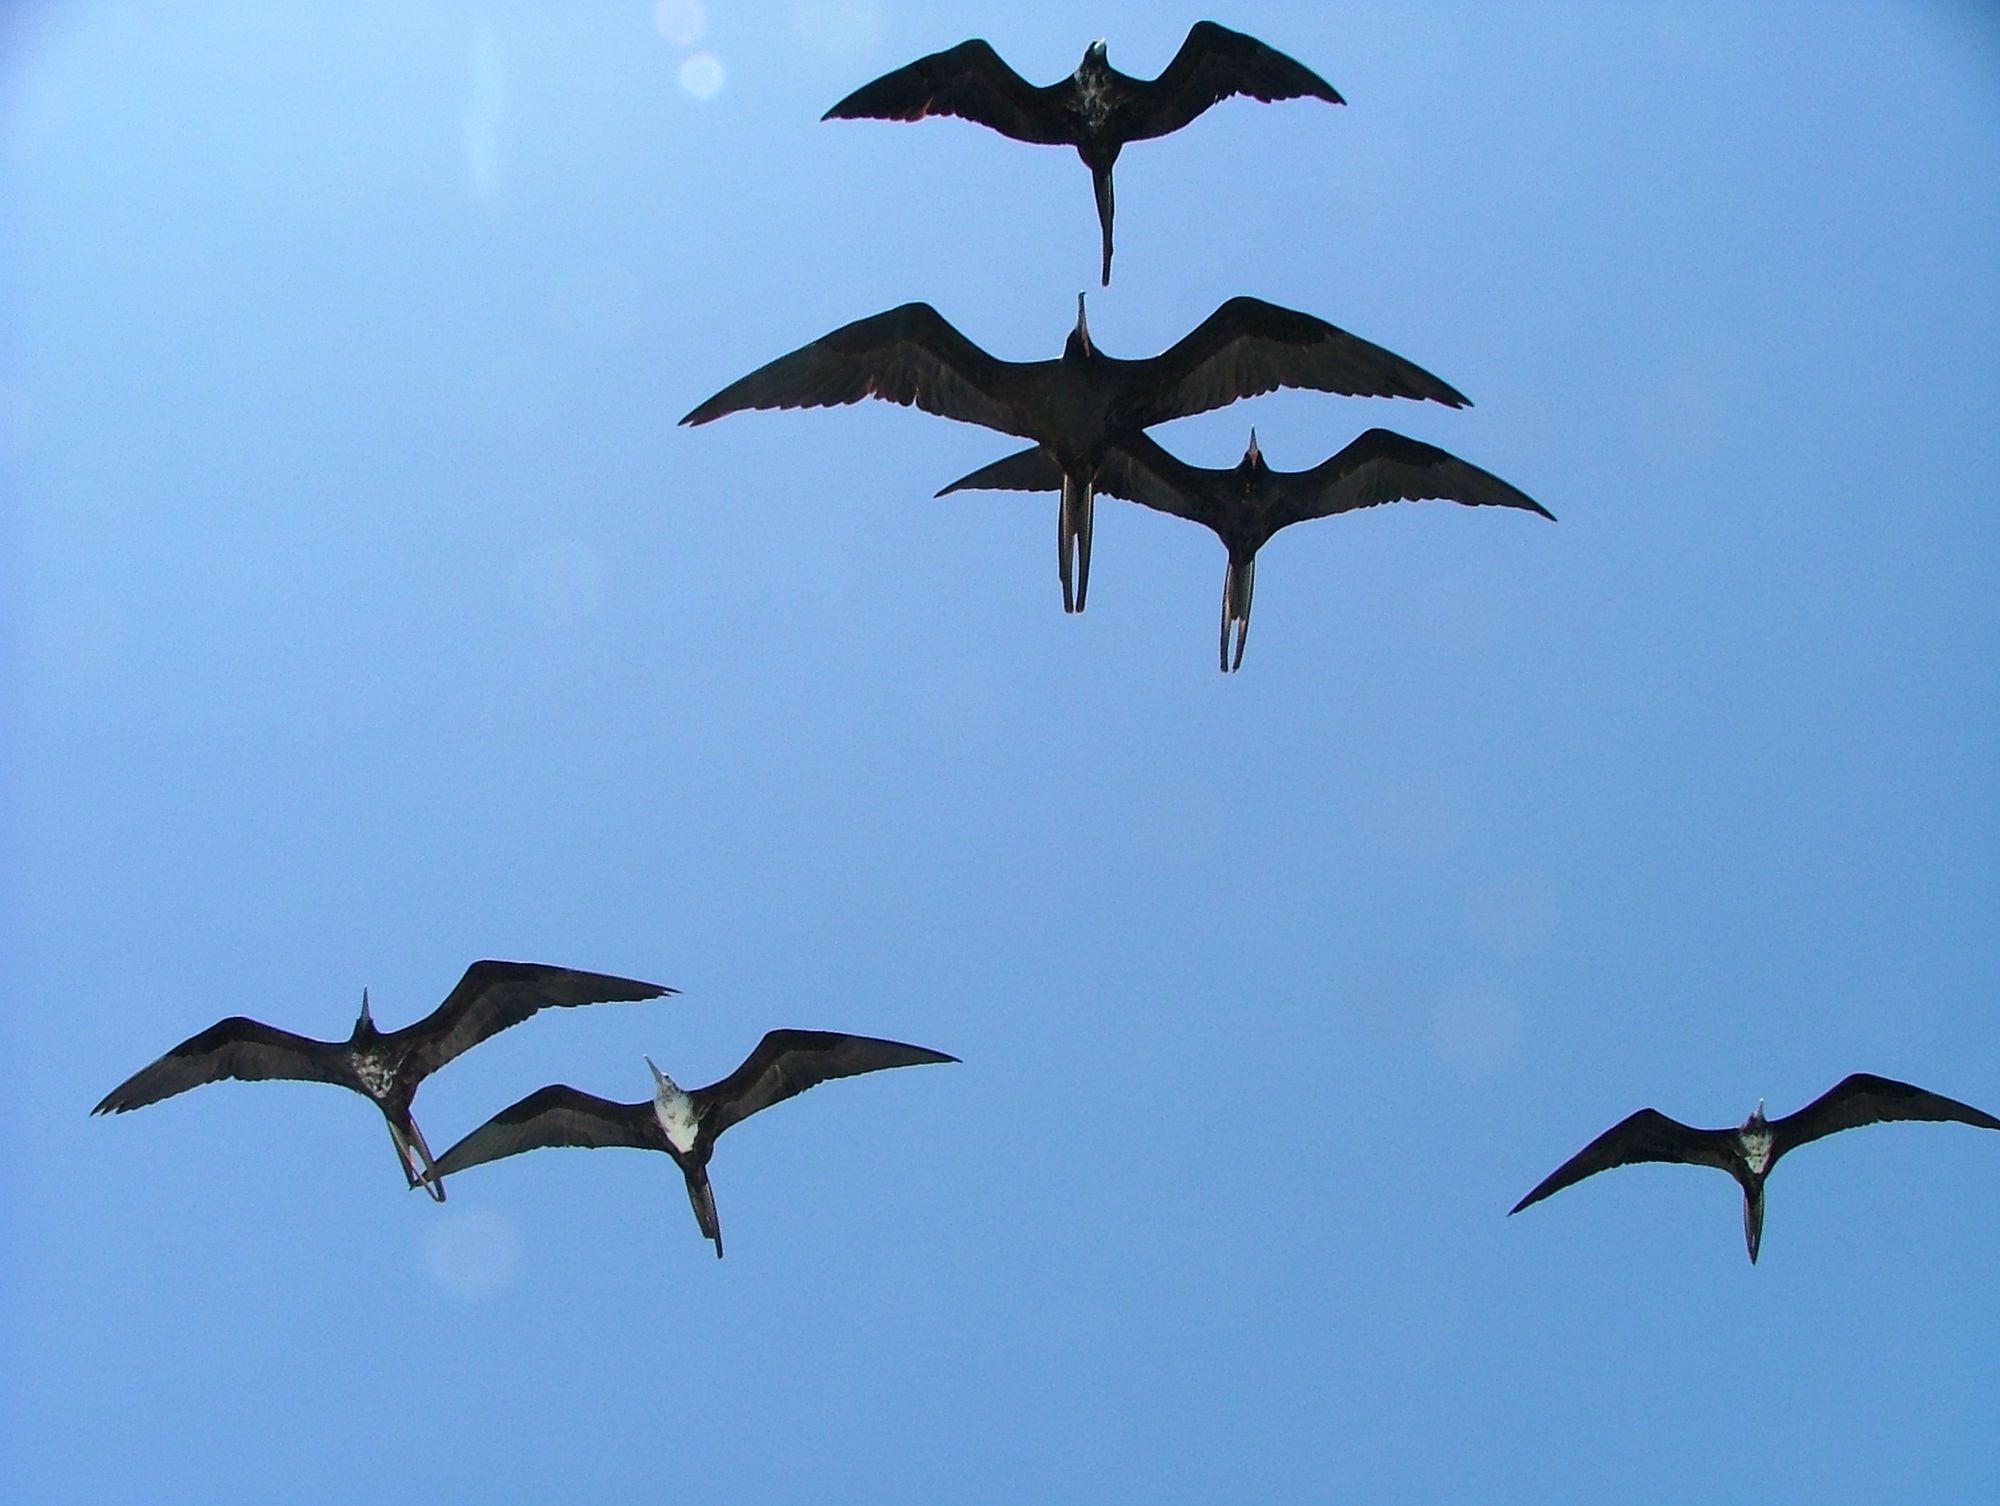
[683,297,1467,615]
[824,23,1343,283]
[941,426,1549,669]
[92,961,675,1200]
[427,1030,958,1257]
[1510,1073,2000,1262]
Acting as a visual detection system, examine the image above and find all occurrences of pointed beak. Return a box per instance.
[1246,428,1262,467]
[1074,292,1092,356]
[643,1054,667,1089]
[359,987,372,1027]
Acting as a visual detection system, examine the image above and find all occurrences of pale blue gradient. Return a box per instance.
[6,3,1998,1502]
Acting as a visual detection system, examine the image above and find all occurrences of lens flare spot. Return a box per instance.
[422,1207,521,1300]
[678,51,726,99]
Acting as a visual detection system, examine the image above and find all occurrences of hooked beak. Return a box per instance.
[1246,428,1262,468]
[644,1054,668,1090]
[1074,292,1092,356]
[358,987,372,1029]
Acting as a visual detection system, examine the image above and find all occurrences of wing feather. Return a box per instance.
[1139,298,1470,426]
[681,303,1031,438]
[1510,1108,1735,1215]
[823,39,1070,145]
[1127,21,1343,142]
[692,1029,958,1142]
[428,1085,662,1177]
[398,961,673,1077]
[1772,1073,2000,1160]
[92,1017,347,1114]
[1276,428,1552,527]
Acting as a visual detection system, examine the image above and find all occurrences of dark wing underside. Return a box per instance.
[822,39,1070,145]
[1771,1073,2000,1160]
[92,1016,350,1114]
[1138,298,1470,427]
[1275,428,1553,528]
[692,1029,958,1141]
[1125,21,1343,142]
[396,960,674,1078]
[680,303,1032,438]
[428,1085,663,1177]
[934,435,1222,531]
[1510,1108,1736,1215]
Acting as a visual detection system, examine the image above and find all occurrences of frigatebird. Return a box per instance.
[941,427,1551,670]
[1510,1073,2000,1263]
[425,1030,958,1257]
[824,22,1342,284]
[92,961,674,1201]
[681,295,1466,614]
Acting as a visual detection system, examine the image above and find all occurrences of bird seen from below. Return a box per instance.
[92,961,675,1201]
[824,21,1342,285]
[941,426,1551,670]
[425,1029,958,1257]
[683,294,1467,615]
[1510,1073,2000,1263]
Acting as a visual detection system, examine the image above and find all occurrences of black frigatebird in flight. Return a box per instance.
[92,961,675,1201]
[425,1030,958,1257]
[824,22,1342,284]
[941,426,1551,670]
[1510,1073,2000,1263]
[681,295,1466,614]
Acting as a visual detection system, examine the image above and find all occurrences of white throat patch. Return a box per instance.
[1739,1123,1774,1175]
[653,1081,701,1155]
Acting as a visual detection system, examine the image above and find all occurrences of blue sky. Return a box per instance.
[5,2,1998,1501]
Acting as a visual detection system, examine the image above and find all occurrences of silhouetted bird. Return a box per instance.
[824,22,1341,284]
[942,427,1550,670]
[1510,1073,2000,1263]
[92,961,674,1200]
[682,295,1465,614]
[425,1030,958,1257]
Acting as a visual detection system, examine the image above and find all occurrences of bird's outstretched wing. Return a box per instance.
[1127,21,1343,142]
[934,444,1066,497]
[399,961,674,1077]
[935,435,1219,529]
[822,39,1071,145]
[1771,1073,2000,1161]
[1510,1108,1736,1215]
[693,1029,958,1142]
[1140,298,1470,426]
[429,1085,662,1178]
[1276,428,1552,528]
[681,303,1030,438]
[92,1016,349,1114]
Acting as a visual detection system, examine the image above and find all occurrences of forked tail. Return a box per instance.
[1219,555,1256,672]
[683,1164,724,1259]
[1092,167,1115,286]
[1742,1180,1765,1265]
[1059,471,1096,613]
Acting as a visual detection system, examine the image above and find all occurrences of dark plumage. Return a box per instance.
[92,961,675,1200]
[682,295,1467,614]
[941,427,1550,669]
[824,22,1342,283]
[1510,1074,2000,1263]
[427,1030,959,1258]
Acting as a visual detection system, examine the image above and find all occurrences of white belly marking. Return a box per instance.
[653,1089,701,1155]
[1739,1125,1774,1175]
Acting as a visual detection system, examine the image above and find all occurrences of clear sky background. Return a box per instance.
[5,2,1998,1501]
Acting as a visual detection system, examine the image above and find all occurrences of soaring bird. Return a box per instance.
[425,1030,958,1257]
[682,294,1466,615]
[1510,1074,2000,1263]
[92,961,675,1200]
[940,427,1551,670]
[824,22,1342,284]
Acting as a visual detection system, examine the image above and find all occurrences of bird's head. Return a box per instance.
[1064,292,1094,360]
[1745,1098,1768,1130]
[1080,38,1109,75]
[352,987,377,1041]
[644,1054,679,1098]
[1240,428,1267,474]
